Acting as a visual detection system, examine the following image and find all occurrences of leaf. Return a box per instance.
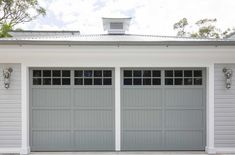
[173,18,188,37]
[0,0,46,37]
[173,17,229,39]
[0,23,12,37]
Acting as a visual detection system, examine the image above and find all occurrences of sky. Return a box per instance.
[19,0,235,36]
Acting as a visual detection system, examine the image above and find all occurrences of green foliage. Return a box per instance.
[222,28,235,37]
[0,0,46,37]
[194,18,220,38]
[173,18,234,39]
[195,18,217,25]
[0,23,12,37]
[173,18,188,37]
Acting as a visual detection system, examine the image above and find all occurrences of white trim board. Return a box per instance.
[20,65,213,154]
[21,64,30,155]
[0,147,21,153]
[115,67,121,151]
[215,147,235,153]
[206,65,215,153]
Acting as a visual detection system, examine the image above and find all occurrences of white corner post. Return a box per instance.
[21,64,30,155]
[115,67,121,151]
[206,64,216,155]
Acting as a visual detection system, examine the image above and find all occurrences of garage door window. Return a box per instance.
[165,70,202,85]
[123,70,161,85]
[74,70,112,85]
[32,70,71,85]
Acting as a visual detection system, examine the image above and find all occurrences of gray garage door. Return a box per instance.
[30,68,115,151]
[121,68,206,150]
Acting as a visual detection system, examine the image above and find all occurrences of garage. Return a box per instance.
[30,68,115,151]
[29,67,206,151]
[121,68,206,150]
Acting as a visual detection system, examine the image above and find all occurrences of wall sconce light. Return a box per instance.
[3,67,13,89]
[223,68,233,89]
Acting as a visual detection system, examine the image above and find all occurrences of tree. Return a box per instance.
[221,28,235,38]
[173,18,188,37]
[0,0,46,37]
[173,18,234,39]
[192,18,220,38]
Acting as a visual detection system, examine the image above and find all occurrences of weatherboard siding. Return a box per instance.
[214,64,235,147]
[0,64,21,148]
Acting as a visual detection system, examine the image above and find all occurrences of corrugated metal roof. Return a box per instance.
[0,33,225,42]
[0,31,235,46]
[8,30,80,38]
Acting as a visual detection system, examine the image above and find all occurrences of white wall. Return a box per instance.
[0,63,21,153]
[214,64,235,154]
[0,44,235,154]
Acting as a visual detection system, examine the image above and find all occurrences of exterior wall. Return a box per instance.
[214,64,235,148]
[0,64,21,148]
[0,44,234,154]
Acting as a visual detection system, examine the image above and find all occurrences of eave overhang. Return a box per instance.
[0,40,235,46]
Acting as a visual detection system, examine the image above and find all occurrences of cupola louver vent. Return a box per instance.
[110,22,123,30]
[102,17,131,35]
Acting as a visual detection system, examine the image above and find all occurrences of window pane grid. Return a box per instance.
[164,70,202,85]
[74,70,112,85]
[33,70,71,85]
[33,69,202,86]
[123,70,161,86]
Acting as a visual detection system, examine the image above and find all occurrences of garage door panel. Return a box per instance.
[74,131,114,150]
[32,110,71,129]
[32,88,72,107]
[122,88,162,108]
[74,88,113,108]
[74,110,113,130]
[30,68,115,151]
[121,68,205,151]
[32,131,72,151]
[122,110,162,130]
[165,88,203,107]
[121,131,162,150]
[165,131,204,150]
[165,110,203,130]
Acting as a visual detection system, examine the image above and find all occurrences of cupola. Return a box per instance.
[102,17,131,35]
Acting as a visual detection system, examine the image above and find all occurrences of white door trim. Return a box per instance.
[205,65,216,154]
[20,64,215,154]
[21,64,30,155]
[115,67,121,151]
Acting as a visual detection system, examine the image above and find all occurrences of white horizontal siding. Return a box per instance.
[214,64,235,147]
[0,64,21,148]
